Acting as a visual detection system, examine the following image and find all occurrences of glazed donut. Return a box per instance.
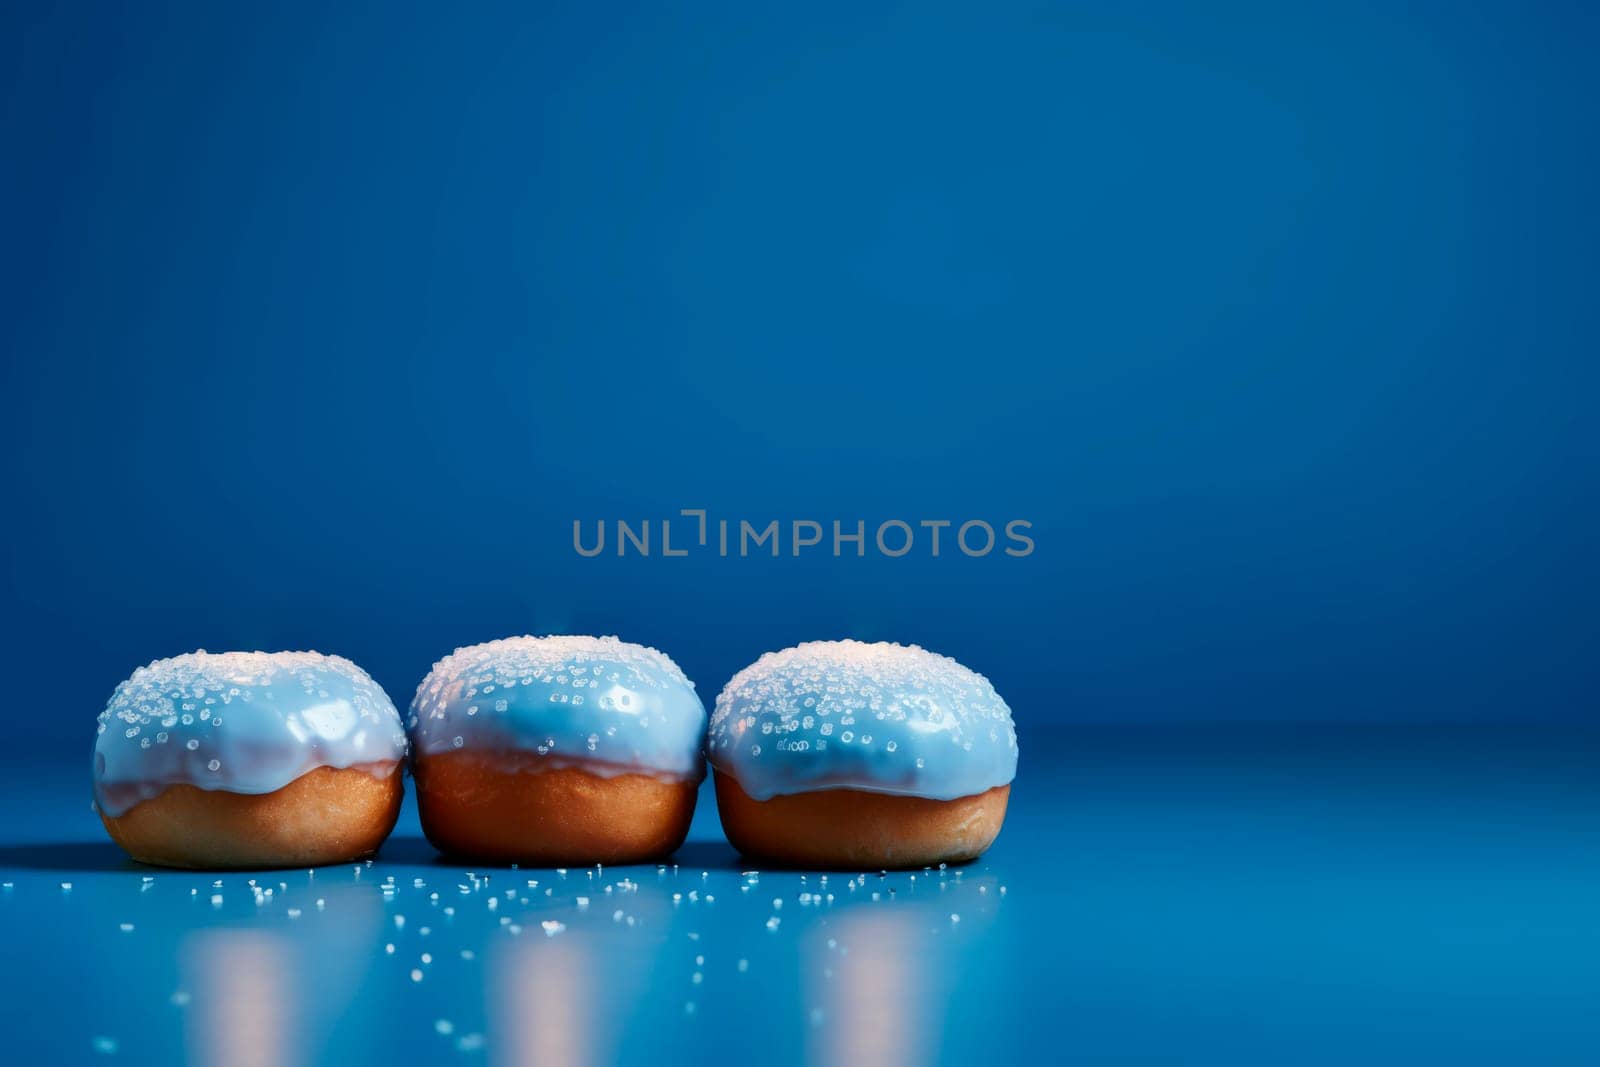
[93,651,407,869]
[709,640,1017,868]
[408,635,706,865]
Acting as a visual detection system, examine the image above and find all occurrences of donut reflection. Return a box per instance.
[806,909,941,1067]
[183,930,297,1067]
[178,885,386,1067]
[492,933,597,1067]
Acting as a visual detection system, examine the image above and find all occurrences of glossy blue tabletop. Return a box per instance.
[2,726,1597,1065]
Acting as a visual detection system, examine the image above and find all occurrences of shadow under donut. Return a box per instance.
[0,841,153,873]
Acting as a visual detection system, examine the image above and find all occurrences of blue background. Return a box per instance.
[4,1,1597,744]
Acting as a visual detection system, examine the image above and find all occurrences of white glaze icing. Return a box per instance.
[708,640,1018,801]
[93,650,407,818]
[408,635,707,782]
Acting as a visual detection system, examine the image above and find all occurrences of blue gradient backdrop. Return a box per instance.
[4,1,1597,757]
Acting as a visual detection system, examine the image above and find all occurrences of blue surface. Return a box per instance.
[4,727,1599,1065]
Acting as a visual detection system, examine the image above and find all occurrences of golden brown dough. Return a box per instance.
[714,771,1009,869]
[100,762,403,870]
[414,750,698,865]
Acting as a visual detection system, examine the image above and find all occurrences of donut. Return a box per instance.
[93,650,408,869]
[408,635,707,865]
[708,640,1018,868]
